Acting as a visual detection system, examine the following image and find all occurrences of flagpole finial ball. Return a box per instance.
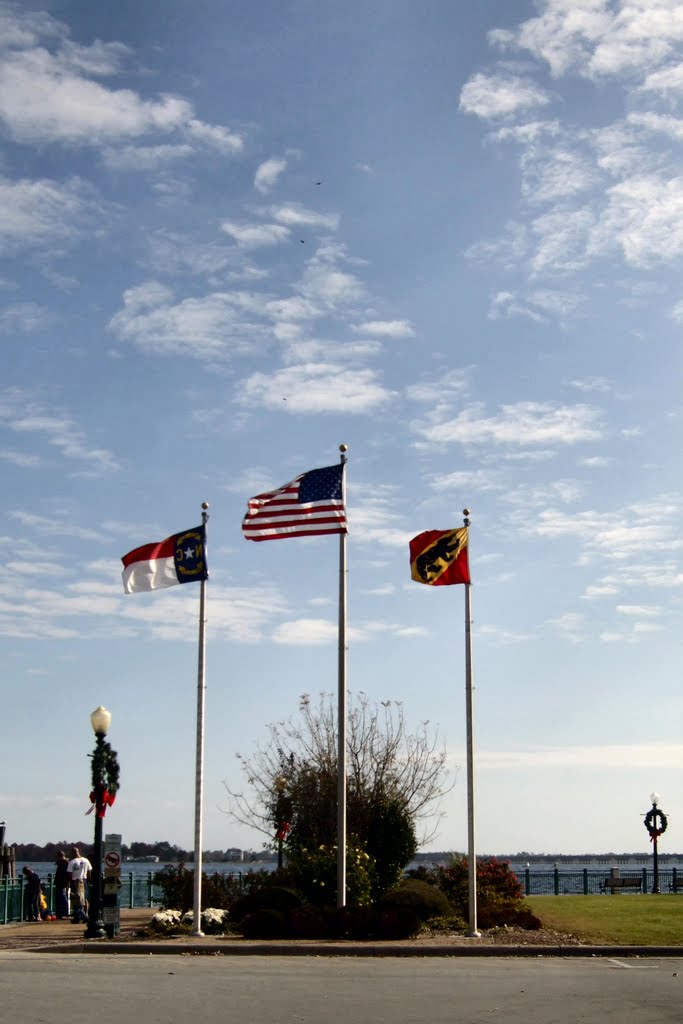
[463,508,470,517]
[201,502,209,510]
[339,444,348,453]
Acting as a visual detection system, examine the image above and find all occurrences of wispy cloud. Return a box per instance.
[109,283,270,360]
[353,319,415,339]
[413,401,603,448]
[459,72,550,120]
[220,219,291,248]
[237,362,393,414]
[0,390,119,474]
[254,157,287,193]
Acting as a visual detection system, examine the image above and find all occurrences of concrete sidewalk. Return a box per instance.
[2,908,683,958]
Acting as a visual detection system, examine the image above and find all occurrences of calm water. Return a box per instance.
[18,856,683,880]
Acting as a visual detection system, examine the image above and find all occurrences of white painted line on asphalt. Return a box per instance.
[607,959,658,969]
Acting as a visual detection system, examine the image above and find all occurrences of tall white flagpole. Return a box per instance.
[337,445,348,908]
[191,501,209,937]
[463,507,480,937]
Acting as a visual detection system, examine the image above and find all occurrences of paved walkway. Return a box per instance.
[2,909,683,958]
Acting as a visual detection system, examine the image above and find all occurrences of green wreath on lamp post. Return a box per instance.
[644,807,667,841]
[88,706,120,818]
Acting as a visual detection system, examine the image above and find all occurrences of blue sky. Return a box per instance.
[1,0,681,857]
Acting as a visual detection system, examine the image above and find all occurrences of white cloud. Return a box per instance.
[254,157,287,193]
[109,284,269,360]
[101,143,194,170]
[459,72,550,120]
[297,246,366,309]
[272,618,338,645]
[0,175,98,252]
[413,401,603,448]
[0,302,49,333]
[269,203,339,230]
[0,390,119,474]
[616,604,661,617]
[405,369,469,406]
[353,319,415,338]
[489,0,683,80]
[0,449,41,467]
[480,742,683,770]
[220,219,291,248]
[523,500,683,572]
[589,174,683,267]
[238,362,393,414]
[0,49,191,144]
[640,61,683,94]
[186,118,243,153]
[0,19,243,152]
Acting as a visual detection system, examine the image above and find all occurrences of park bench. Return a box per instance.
[669,876,683,893]
[601,876,642,894]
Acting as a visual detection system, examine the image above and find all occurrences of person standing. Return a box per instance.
[22,866,42,922]
[54,850,70,919]
[66,846,92,923]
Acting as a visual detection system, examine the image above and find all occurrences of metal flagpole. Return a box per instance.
[463,507,480,937]
[191,501,209,937]
[336,445,348,908]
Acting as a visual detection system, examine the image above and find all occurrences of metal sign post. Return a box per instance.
[103,834,122,936]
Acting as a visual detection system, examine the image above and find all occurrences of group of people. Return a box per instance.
[22,846,92,923]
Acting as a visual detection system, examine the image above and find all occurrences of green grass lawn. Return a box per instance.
[530,895,683,945]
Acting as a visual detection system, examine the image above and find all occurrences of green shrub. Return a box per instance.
[376,907,422,939]
[365,800,418,899]
[407,856,535,929]
[329,905,378,940]
[230,885,304,923]
[154,863,193,912]
[379,878,453,922]
[154,864,278,914]
[286,839,374,907]
[326,904,422,940]
[425,913,468,934]
[240,909,287,939]
[477,903,542,930]
[287,905,329,939]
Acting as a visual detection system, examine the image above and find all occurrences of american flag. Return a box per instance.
[242,463,347,541]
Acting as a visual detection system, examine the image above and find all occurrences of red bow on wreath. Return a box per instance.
[87,786,117,818]
[649,829,664,842]
[275,821,291,841]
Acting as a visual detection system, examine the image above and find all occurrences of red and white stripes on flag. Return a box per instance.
[242,463,346,541]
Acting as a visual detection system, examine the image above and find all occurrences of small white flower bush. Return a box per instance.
[181,907,230,935]
[150,909,184,933]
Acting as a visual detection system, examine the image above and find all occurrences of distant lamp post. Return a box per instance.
[274,776,291,870]
[85,706,120,939]
[644,791,667,895]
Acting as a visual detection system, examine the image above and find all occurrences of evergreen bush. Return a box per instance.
[230,885,304,923]
[379,877,454,922]
[240,909,287,939]
[287,905,329,939]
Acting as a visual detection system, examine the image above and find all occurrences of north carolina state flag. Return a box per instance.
[409,527,470,586]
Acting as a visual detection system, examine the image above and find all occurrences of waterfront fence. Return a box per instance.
[3,867,683,925]
[1,871,164,925]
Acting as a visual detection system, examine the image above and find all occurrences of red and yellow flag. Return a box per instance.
[409,527,470,586]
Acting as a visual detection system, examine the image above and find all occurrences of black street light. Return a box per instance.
[85,706,119,939]
[644,791,667,895]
